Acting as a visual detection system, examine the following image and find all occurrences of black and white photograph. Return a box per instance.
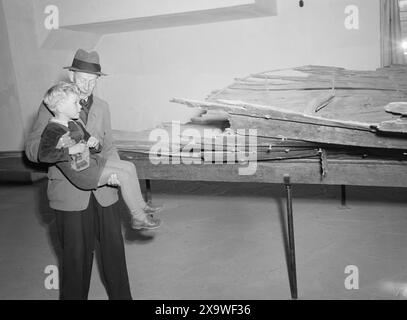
[1,0,407,305]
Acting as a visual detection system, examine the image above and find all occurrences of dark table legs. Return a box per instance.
[284,174,298,299]
[341,185,347,207]
[145,179,152,204]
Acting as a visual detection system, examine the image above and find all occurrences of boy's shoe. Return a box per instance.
[131,214,162,230]
[143,203,163,214]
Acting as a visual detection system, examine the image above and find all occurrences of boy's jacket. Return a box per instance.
[25,96,119,211]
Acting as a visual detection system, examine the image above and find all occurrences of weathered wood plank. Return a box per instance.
[384,102,407,116]
[229,114,407,149]
[375,119,407,134]
[172,98,374,129]
[203,65,407,126]
[120,152,407,187]
[171,98,407,149]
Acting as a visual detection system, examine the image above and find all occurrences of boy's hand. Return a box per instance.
[87,136,100,148]
[56,132,76,149]
[68,143,87,155]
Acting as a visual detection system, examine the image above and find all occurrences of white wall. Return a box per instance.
[1,0,73,152]
[0,0,24,151]
[95,0,381,132]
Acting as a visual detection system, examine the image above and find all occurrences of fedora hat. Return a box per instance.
[63,49,107,76]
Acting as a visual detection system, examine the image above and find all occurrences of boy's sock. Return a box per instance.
[143,203,163,214]
[130,209,161,230]
[131,210,148,220]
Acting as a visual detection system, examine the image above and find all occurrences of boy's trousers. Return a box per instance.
[54,194,132,300]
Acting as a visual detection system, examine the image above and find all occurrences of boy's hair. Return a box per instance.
[43,82,79,112]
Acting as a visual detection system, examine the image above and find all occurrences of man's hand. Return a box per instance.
[107,173,121,186]
[87,136,100,149]
[68,143,87,155]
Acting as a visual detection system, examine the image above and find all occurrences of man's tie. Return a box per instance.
[79,94,93,125]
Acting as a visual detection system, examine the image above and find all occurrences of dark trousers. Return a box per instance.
[55,194,132,300]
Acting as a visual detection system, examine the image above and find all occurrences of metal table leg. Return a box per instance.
[145,179,152,204]
[284,174,298,299]
[341,185,347,207]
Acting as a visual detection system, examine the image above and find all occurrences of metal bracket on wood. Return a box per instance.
[318,148,328,178]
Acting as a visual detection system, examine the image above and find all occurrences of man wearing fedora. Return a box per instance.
[25,49,132,300]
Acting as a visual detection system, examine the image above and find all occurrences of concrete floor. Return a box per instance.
[0,179,407,300]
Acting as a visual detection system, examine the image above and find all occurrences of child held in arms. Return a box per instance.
[38,82,162,230]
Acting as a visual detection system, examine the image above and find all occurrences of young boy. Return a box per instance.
[38,82,162,230]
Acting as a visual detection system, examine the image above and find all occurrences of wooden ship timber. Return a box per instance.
[114,65,407,185]
[171,65,407,154]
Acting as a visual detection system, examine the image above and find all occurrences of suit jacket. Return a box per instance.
[25,96,119,211]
